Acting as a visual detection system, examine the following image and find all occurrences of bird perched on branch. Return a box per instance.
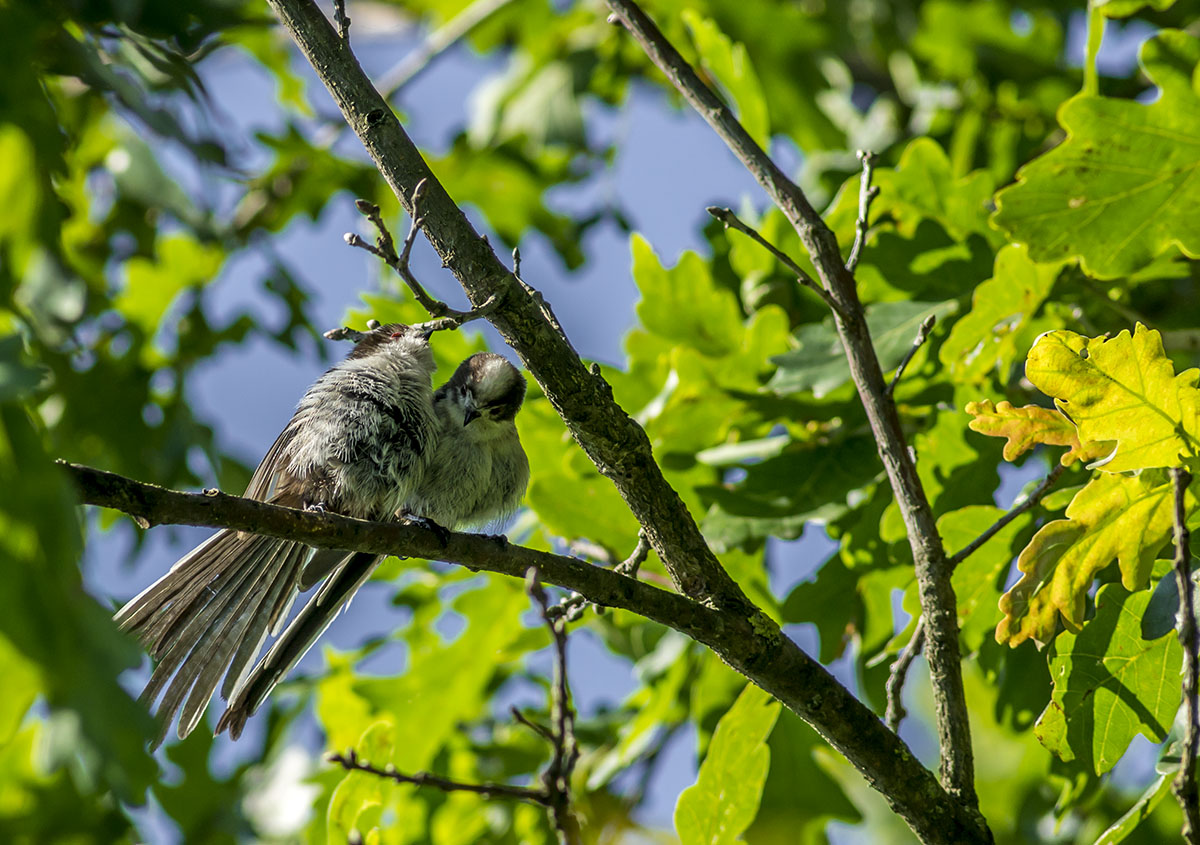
[217,351,529,739]
[115,324,529,744]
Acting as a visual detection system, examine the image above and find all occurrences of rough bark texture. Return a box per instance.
[602,0,980,812]
[69,461,989,843]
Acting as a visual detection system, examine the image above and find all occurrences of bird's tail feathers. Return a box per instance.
[216,551,379,740]
[115,531,309,747]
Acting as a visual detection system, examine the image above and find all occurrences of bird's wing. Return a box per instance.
[243,424,297,502]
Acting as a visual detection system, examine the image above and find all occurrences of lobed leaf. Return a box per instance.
[674,683,781,845]
[1033,582,1182,775]
[996,469,1192,646]
[1025,324,1200,471]
[965,399,1111,466]
[992,30,1200,277]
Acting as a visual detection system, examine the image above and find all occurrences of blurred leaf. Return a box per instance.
[1026,324,1200,472]
[872,137,998,243]
[682,11,770,148]
[993,31,1200,278]
[767,300,956,397]
[1034,581,1182,774]
[632,234,743,359]
[1094,773,1174,844]
[674,683,780,845]
[939,245,1061,387]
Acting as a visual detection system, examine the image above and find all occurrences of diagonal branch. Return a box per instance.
[265,0,753,623]
[886,462,1067,731]
[69,460,988,844]
[604,0,979,812]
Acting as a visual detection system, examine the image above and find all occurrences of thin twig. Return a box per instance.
[345,181,504,333]
[511,706,555,743]
[949,463,1066,567]
[332,0,350,40]
[845,150,877,274]
[886,621,925,733]
[329,749,549,804]
[885,314,937,398]
[1171,467,1200,843]
[706,206,841,315]
[549,531,651,622]
[376,0,516,96]
[885,462,1067,732]
[526,568,582,845]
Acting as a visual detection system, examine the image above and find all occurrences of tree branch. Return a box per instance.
[705,205,841,314]
[69,461,988,843]
[885,462,1067,732]
[329,748,550,804]
[604,0,979,812]
[265,0,754,623]
[526,569,582,844]
[1171,466,1200,843]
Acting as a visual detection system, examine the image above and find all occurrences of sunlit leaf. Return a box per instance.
[992,31,1200,277]
[965,399,1112,466]
[674,683,780,845]
[997,469,1193,646]
[1034,581,1182,774]
[1025,324,1200,471]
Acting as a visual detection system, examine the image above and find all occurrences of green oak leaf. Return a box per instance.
[1034,581,1181,775]
[997,469,1192,646]
[940,245,1061,386]
[1025,324,1200,472]
[674,683,781,845]
[992,30,1200,277]
[872,137,998,243]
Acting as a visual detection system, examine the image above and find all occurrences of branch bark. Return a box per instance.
[603,0,979,812]
[69,461,989,843]
[1171,467,1200,843]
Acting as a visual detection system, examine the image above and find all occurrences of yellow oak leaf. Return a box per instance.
[965,399,1112,466]
[1025,324,1200,472]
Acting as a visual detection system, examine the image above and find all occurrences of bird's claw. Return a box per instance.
[486,533,509,549]
[305,502,328,513]
[401,513,451,547]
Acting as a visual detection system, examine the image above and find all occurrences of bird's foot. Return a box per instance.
[305,502,328,513]
[485,533,509,550]
[401,513,451,546]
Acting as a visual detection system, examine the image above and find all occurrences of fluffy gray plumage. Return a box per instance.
[408,352,530,530]
[116,332,532,745]
[116,323,439,745]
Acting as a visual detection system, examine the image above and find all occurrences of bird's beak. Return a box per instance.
[463,402,481,426]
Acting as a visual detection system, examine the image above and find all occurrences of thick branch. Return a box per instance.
[265,0,752,621]
[604,0,978,811]
[70,462,988,843]
[1172,467,1200,843]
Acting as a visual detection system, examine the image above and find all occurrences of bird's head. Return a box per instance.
[440,352,526,430]
[344,322,436,374]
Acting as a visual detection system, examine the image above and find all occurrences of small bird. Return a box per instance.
[409,352,530,530]
[116,323,440,745]
[216,351,530,738]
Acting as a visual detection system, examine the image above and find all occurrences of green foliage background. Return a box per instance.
[1,0,1199,842]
